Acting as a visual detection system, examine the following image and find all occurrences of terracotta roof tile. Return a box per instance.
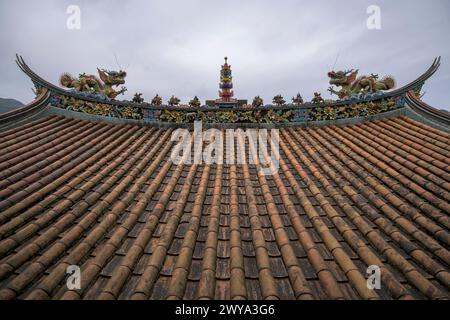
[0,115,448,300]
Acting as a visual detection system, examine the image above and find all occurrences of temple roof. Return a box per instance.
[0,55,449,300]
[0,113,449,300]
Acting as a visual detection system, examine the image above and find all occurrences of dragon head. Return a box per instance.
[328,69,358,86]
[97,68,127,86]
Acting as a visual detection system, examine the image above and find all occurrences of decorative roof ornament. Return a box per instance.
[132,93,144,104]
[206,57,247,108]
[219,56,234,102]
[292,93,304,105]
[14,54,443,126]
[272,94,286,106]
[189,96,201,108]
[311,92,324,103]
[168,95,180,106]
[151,94,162,106]
[252,96,264,107]
[328,69,395,99]
[60,68,127,100]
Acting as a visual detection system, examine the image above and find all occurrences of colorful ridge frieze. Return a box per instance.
[15,55,441,125]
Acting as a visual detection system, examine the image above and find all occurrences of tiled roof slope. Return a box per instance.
[0,115,449,300]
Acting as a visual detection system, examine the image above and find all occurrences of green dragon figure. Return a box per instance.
[327,69,395,99]
[60,68,127,99]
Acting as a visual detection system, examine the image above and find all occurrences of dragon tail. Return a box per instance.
[60,73,75,87]
[382,76,396,90]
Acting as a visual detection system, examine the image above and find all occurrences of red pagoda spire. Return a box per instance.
[205,57,246,107]
[218,56,234,102]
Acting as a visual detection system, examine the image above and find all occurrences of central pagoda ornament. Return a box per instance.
[206,57,247,108]
[219,56,234,102]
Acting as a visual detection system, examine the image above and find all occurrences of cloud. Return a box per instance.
[0,0,449,109]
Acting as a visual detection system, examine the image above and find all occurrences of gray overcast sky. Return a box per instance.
[0,0,449,109]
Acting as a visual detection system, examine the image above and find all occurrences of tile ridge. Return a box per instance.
[247,133,316,300]
[228,164,247,300]
[0,122,119,224]
[97,144,190,300]
[320,126,450,248]
[284,129,448,299]
[358,122,450,188]
[0,116,57,142]
[288,128,450,292]
[25,129,164,300]
[60,130,175,299]
[400,116,450,140]
[0,120,98,184]
[302,127,450,265]
[165,165,211,300]
[334,125,450,226]
[395,117,450,146]
[18,127,154,299]
[280,131,380,300]
[381,119,450,156]
[0,126,144,283]
[236,133,279,300]
[0,117,71,152]
[197,164,224,299]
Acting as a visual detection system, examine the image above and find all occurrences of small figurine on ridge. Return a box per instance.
[272,94,286,106]
[311,92,324,103]
[292,93,304,105]
[252,96,264,107]
[189,96,201,108]
[132,93,144,104]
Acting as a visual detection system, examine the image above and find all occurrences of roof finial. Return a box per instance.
[224,56,228,64]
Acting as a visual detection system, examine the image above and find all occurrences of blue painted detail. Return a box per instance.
[293,109,309,121]
[69,89,109,101]
[396,95,406,107]
[144,109,160,122]
[49,94,60,106]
